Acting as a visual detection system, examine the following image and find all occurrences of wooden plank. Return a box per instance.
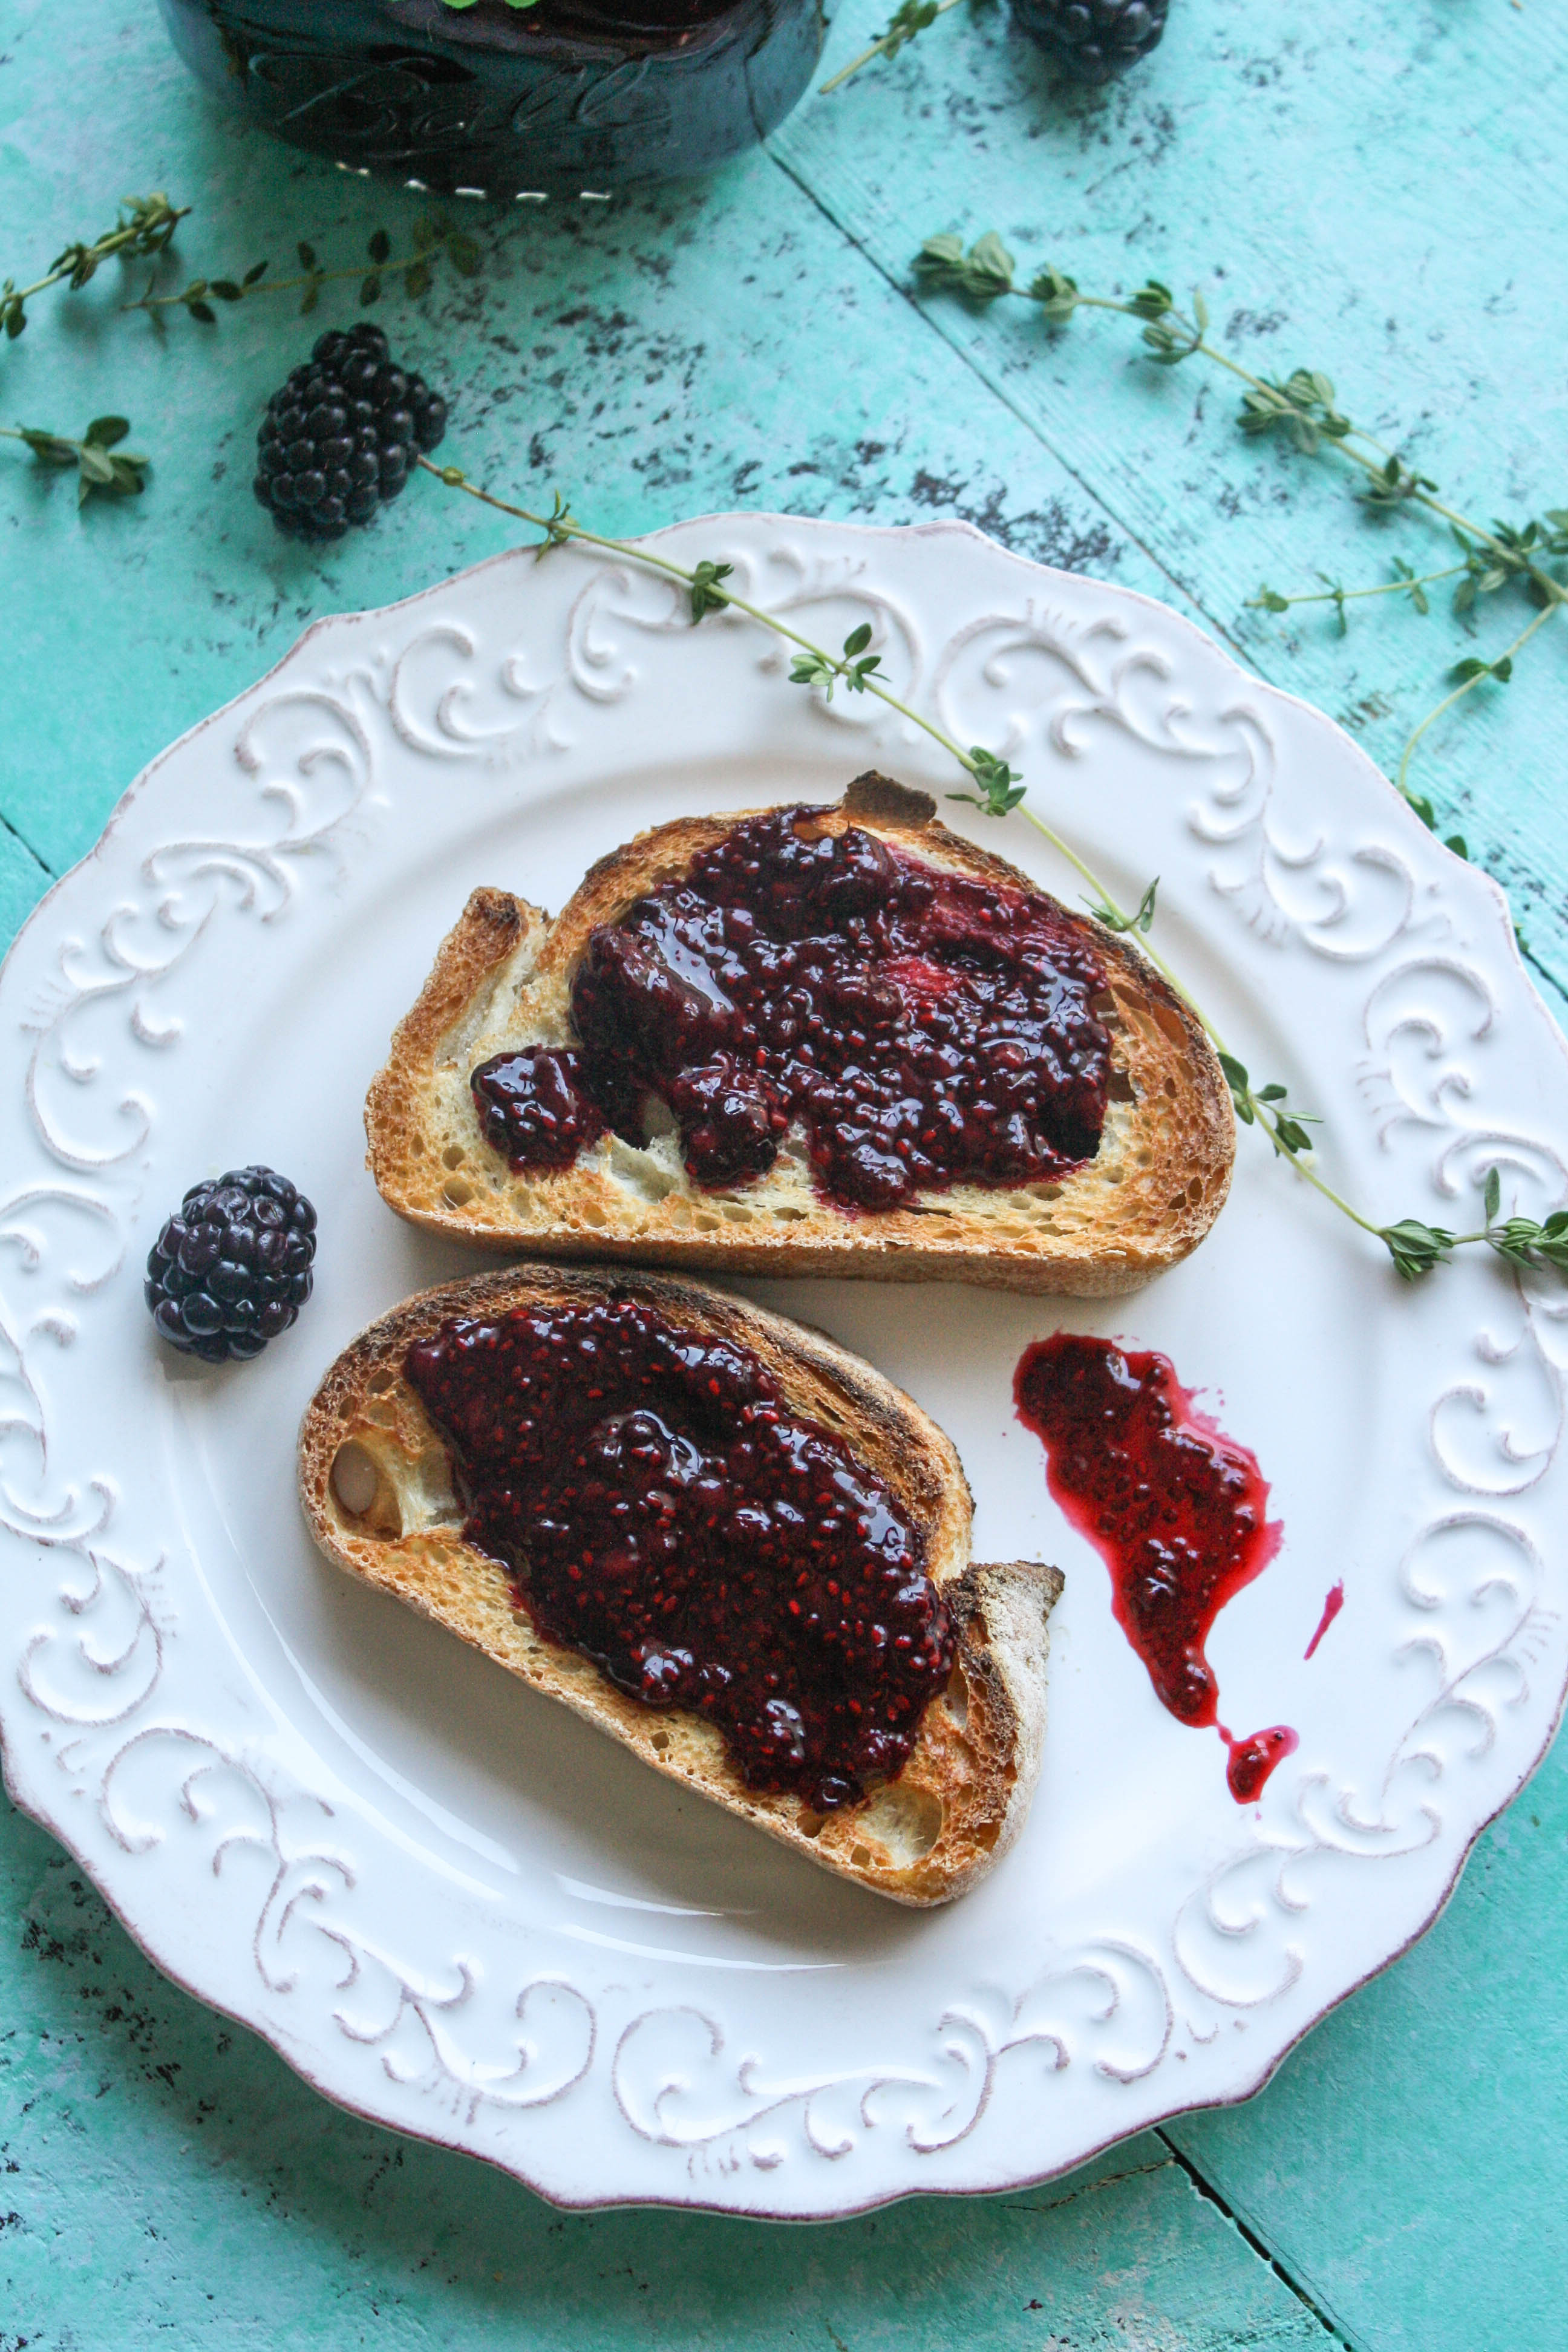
[0,1785,1330,2348]
[1167,1734,1568,2352]
[0,819,51,947]
[3,0,1566,2340]
[0,1,1194,886]
[774,0,1568,999]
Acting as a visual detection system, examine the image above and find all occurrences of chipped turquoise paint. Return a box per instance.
[0,1,1564,2344]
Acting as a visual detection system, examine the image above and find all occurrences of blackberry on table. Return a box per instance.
[253,323,448,543]
[1011,0,1168,81]
[145,1166,318,1364]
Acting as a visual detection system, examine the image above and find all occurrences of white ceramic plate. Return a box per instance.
[4,516,1566,2216]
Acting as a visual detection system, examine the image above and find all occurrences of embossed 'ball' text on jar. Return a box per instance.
[155,0,825,194]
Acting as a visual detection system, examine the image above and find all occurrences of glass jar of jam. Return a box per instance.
[155,0,824,194]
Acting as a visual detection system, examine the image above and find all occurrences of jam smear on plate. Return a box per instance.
[471,806,1112,1212]
[1014,1331,1297,1805]
[405,1295,955,1812]
[1304,1579,1344,1661]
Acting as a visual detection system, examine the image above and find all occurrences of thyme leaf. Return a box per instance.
[819,0,969,93]
[788,621,884,699]
[1,193,187,342]
[948,745,1025,814]
[419,458,1568,1296]
[125,214,481,327]
[913,224,1568,835]
[1085,877,1158,935]
[688,558,734,620]
[1,414,148,505]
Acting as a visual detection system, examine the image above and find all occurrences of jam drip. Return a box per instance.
[471,808,1111,1212]
[406,1296,955,1811]
[1304,1579,1344,1661]
[1014,1333,1297,1805]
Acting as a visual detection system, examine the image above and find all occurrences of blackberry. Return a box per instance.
[253,323,448,543]
[1011,0,1168,81]
[145,1166,318,1363]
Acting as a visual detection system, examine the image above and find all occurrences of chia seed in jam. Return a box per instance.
[405,1295,956,1811]
[470,807,1112,1212]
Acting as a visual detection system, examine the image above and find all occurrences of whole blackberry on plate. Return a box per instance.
[1011,0,1168,81]
[253,323,448,543]
[145,1166,318,1364]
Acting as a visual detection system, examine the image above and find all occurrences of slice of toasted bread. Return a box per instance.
[298,1264,1062,1907]
[365,775,1233,1296]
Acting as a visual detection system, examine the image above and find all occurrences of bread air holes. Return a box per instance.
[443,1177,474,1207]
[442,1145,466,1171]
[608,1157,675,1206]
[330,1440,400,1537]
[857,1783,944,1866]
[944,1667,969,1730]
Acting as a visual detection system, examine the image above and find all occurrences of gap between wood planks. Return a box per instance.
[0,806,51,878]
[763,147,1256,656]
[762,146,1568,1021]
[1157,2132,1359,2350]
[996,2134,1356,2347]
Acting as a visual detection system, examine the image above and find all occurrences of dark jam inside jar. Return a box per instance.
[160,0,825,199]
[471,808,1112,1212]
[405,1295,955,1811]
[491,0,753,41]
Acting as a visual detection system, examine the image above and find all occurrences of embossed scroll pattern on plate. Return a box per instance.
[2,520,1563,2210]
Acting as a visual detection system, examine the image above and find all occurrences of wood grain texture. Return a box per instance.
[778,0,1568,1004]
[1167,1730,1568,2352]
[0,1,1193,886]
[0,1792,1329,2351]
[1,0,1565,2341]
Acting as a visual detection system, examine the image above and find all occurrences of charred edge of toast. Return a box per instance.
[296,1266,1058,1904]
[362,775,1235,1279]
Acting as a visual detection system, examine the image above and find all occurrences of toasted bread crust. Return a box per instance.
[298,1264,1061,1906]
[364,777,1233,1295]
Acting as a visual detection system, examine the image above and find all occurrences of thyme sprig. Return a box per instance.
[0,415,148,505]
[422,454,1564,1289]
[1380,1172,1568,1283]
[1249,560,1463,628]
[1,194,186,341]
[124,215,482,326]
[913,231,1568,823]
[819,0,967,93]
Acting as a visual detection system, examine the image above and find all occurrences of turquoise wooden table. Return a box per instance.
[2,1,1565,2342]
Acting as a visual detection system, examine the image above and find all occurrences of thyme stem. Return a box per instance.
[1394,601,1558,797]
[819,0,968,93]
[422,458,1004,787]
[419,457,1561,1282]
[1014,286,1564,601]
[1251,564,1465,614]
[123,260,365,315]
[2,194,188,341]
